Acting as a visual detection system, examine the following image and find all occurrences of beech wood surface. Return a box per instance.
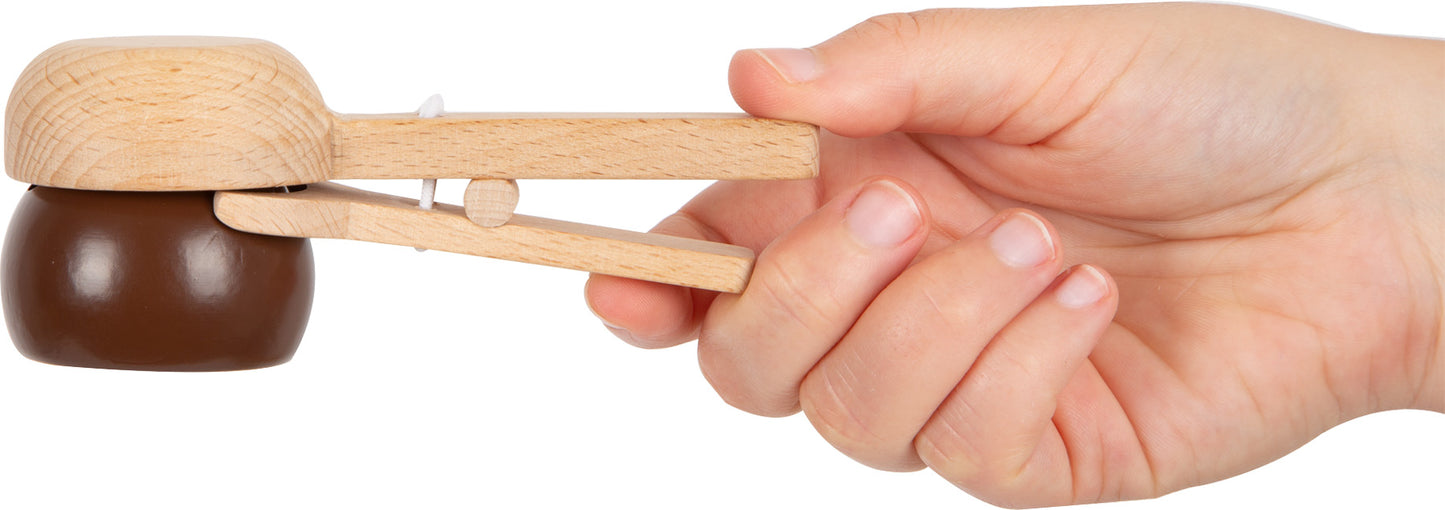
[214,183,755,293]
[463,179,520,228]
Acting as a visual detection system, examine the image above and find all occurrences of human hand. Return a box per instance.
[585,4,1444,507]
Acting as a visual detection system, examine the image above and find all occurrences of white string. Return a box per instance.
[416,94,444,210]
[414,94,444,253]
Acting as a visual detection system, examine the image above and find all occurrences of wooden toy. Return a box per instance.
[2,36,818,371]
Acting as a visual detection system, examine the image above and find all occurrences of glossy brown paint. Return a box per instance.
[2,187,315,371]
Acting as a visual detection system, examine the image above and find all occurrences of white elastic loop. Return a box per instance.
[416,94,444,211]
[414,94,444,253]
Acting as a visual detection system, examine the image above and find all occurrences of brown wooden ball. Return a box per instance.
[1,186,315,371]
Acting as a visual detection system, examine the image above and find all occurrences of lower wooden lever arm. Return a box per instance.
[213,183,754,293]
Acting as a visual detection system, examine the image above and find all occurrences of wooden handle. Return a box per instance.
[329,113,818,180]
[213,183,755,293]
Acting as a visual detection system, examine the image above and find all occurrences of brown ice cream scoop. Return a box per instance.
[2,36,818,371]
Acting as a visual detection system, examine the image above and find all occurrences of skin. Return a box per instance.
[585,4,1443,507]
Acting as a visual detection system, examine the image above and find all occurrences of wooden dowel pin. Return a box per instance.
[463,179,520,228]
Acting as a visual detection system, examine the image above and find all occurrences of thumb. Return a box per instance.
[728,6,1167,141]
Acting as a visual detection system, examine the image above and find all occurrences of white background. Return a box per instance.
[1,1,1440,508]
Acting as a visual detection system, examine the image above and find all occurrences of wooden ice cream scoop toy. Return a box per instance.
[1,36,818,371]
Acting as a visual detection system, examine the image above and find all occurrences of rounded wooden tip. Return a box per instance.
[4,37,332,191]
[463,179,520,227]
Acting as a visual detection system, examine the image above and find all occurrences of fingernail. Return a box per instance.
[1056,266,1108,309]
[845,181,922,248]
[988,213,1053,268]
[753,48,820,84]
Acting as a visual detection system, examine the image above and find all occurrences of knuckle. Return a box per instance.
[695,335,756,412]
[823,10,961,135]
[799,361,885,456]
[915,407,1038,503]
[854,11,929,45]
[915,403,991,487]
[846,9,957,47]
[696,326,800,417]
[753,259,840,335]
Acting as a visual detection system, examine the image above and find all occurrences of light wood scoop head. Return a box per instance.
[5,37,331,191]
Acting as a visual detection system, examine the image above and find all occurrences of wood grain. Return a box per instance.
[330,113,818,180]
[214,182,755,293]
[5,37,332,191]
[463,179,519,227]
[7,38,818,190]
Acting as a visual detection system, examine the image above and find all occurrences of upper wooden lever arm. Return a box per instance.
[331,113,818,181]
